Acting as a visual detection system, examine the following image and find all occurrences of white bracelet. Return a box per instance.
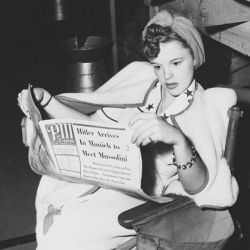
[173,146,197,170]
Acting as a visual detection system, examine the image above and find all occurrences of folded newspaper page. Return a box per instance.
[26,85,172,203]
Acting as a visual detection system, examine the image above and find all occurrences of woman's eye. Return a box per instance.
[173,61,181,66]
[154,65,161,71]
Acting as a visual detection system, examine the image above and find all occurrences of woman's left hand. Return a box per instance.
[129,113,183,147]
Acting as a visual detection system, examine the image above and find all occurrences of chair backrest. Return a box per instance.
[224,105,243,175]
[222,88,250,248]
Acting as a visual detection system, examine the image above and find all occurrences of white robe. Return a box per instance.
[33,62,238,249]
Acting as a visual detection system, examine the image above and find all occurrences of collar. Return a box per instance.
[138,80,196,123]
[160,80,196,119]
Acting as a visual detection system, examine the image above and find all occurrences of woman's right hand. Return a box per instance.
[30,87,52,107]
[21,117,35,147]
[17,87,51,118]
[17,89,30,118]
[31,87,45,103]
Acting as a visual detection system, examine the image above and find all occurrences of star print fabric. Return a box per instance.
[137,80,196,125]
[97,80,196,123]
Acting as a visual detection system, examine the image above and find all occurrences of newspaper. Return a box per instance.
[26,85,172,203]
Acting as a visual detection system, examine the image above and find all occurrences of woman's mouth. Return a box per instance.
[165,82,178,89]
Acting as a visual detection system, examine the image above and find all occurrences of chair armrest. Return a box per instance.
[118,195,194,229]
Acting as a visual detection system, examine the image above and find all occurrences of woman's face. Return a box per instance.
[151,40,195,97]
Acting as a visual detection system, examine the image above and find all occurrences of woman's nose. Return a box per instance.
[164,68,174,80]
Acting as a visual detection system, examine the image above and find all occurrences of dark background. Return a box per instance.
[0,0,113,245]
[0,0,148,245]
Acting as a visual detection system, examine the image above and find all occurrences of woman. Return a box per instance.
[18,10,238,250]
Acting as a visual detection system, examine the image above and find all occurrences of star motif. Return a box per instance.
[146,104,154,111]
[163,113,169,119]
[185,89,193,97]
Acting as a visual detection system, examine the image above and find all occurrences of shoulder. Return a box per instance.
[196,87,237,111]
[176,85,237,122]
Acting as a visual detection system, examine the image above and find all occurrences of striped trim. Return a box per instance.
[101,109,118,122]
[56,79,159,110]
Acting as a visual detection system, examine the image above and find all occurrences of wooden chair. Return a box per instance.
[117,87,250,250]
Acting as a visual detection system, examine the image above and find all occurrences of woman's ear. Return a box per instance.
[193,58,197,67]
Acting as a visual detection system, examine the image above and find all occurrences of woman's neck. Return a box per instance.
[158,88,175,114]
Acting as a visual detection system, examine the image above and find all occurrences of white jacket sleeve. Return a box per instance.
[166,87,239,208]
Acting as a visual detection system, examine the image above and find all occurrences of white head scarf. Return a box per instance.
[143,10,205,69]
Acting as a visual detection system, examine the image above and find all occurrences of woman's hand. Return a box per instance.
[21,117,35,147]
[17,89,30,118]
[31,87,52,107]
[129,112,184,147]
[17,87,51,117]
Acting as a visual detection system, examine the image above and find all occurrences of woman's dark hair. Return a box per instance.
[143,23,193,60]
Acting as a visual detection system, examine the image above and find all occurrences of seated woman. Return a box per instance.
[18,9,238,250]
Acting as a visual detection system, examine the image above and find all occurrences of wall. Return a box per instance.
[0,0,112,248]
